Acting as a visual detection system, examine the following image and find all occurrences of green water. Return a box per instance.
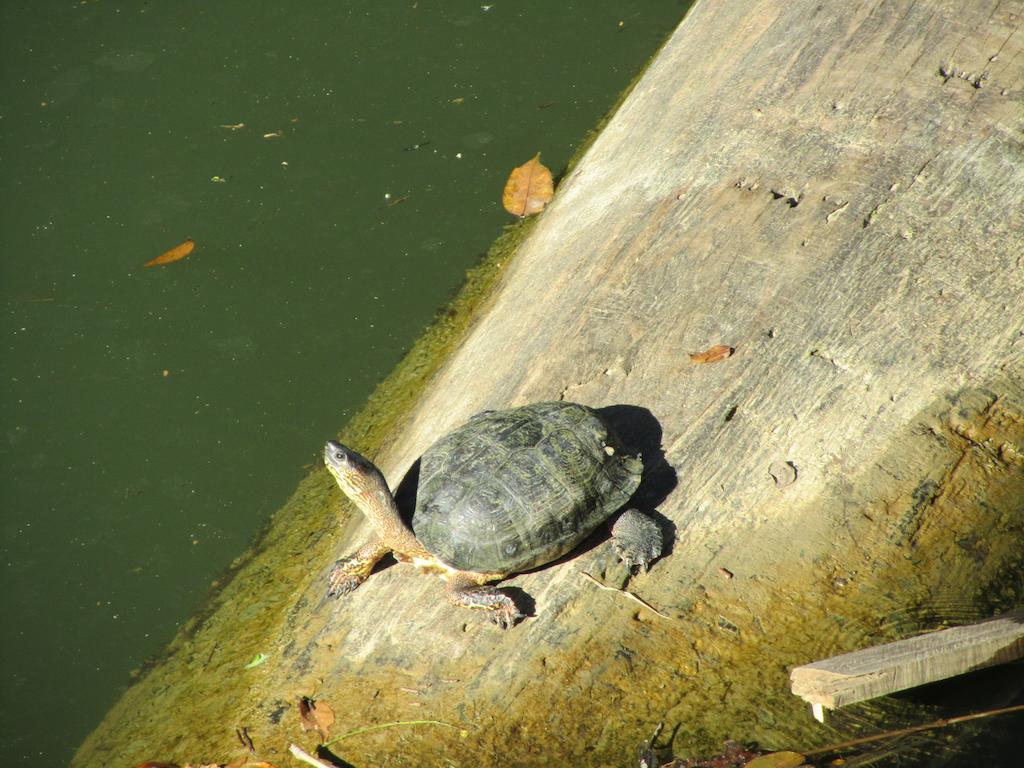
[0,1,687,763]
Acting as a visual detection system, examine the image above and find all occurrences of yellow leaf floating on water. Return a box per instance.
[144,239,195,267]
[502,153,554,217]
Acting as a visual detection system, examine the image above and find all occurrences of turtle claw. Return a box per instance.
[489,599,525,630]
[614,541,663,575]
[611,509,664,575]
[475,589,523,629]
[326,541,389,598]
[327,560,367,598]
[447,579,524,628]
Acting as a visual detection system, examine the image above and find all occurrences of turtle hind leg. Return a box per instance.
[611,508,663,574]
[445,571,524,629]
[327,539,389,597]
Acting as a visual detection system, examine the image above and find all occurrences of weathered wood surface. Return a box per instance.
[74,1,1024,766]
[791,608,1024,710]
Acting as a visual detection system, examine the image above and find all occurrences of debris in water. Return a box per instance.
[502,153,554,217]
[655,739,762,768]
[289,744,335,768]
[298,696,335,740]
[235,725,255,753]
[243,652,269,669]
[745,753,807,768]
[144,239,195,267]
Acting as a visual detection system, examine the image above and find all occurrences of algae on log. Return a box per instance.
[74,1,1024,767]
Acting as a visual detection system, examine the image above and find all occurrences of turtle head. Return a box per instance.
[324,441,385,500]
[324,440,427,558]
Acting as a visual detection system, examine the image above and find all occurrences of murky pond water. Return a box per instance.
[0,1,689,763]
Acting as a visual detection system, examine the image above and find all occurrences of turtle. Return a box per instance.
[324,401,663,628]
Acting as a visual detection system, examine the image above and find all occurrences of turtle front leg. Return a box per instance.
[327,539,390,597]
[445,571,524,629]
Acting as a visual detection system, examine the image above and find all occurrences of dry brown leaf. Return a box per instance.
[689,344,734,364]
[144,239,195,268]
[298,696,335,739]
[502,153,554,217]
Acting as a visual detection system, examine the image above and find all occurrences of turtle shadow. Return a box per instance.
[597,403,676,511]
[598,403,678,560]
[501,586,536,619]
[394,459,422,527]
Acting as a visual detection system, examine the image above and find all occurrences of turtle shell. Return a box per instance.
[411,401,642,574]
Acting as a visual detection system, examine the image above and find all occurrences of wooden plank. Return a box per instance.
[791,609,1024,712]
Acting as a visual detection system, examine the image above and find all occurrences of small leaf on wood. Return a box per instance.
[298,696,335,739]
[689,344,734,363]
[144,239,195,267]
[502,153,554,217]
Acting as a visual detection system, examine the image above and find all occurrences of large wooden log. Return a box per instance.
[74,1,1024,766]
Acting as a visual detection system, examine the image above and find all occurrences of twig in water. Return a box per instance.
[235,726,254,753]
[802,703,1024,757]
[580,571,670,618]
[289,743,335,768]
